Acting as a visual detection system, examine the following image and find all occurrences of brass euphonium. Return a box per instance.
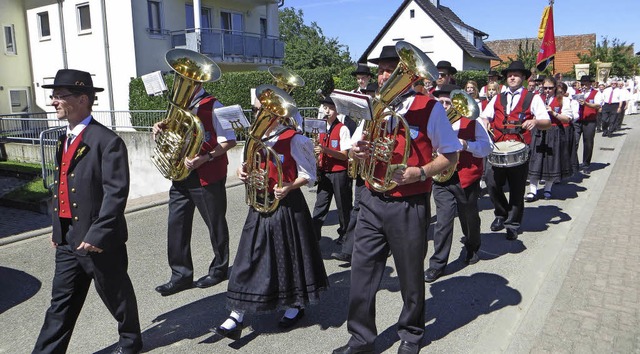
[432,89,480,183]
[358,41,438,192]
[151,49,221,181]
[269,66,304,129]
[244,84,298,214]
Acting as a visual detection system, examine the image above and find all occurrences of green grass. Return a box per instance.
[0,160,42,175]
[1,161,50,202]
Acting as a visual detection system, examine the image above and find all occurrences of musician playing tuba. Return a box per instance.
[212,85,328,339]
[425,84,493,284]
[311,95,353,244]
[152,50,236,296]
[333,43,462,354]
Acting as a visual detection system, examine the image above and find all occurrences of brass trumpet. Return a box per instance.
[243,84,298,214]
[432,89,480,183]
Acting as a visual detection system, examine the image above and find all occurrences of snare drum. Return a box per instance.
[488,141,529,167]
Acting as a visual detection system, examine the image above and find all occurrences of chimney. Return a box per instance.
[430,0,440,7]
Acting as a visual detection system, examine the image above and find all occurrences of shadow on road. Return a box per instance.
[0,266,41,315]
[521,205,571,233]
[375,272,522,353]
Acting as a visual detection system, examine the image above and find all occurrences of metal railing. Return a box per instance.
[39,126,66,191]
[171,28,285,61]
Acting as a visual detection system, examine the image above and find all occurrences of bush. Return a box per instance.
[453,70,490,90]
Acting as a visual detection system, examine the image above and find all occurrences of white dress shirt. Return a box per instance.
[65,115,93,152]
[453,118,493,158]
[479,86,551,122]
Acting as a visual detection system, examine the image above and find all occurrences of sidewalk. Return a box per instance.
[525,121,640,353]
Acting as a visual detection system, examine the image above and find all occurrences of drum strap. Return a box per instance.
[496,91,534,140]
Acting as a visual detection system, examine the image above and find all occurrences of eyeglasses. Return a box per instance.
[542,86,555,90]
[438,73,449,78]
[49,93,75,101]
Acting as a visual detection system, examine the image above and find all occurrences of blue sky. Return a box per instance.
[281,0,640,61]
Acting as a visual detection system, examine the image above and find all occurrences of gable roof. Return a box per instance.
[358,0,500,63]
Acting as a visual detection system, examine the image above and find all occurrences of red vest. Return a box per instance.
[319,121,348,172]
[58,131,85,218]
[266,129,299,193]
[195,95,228,186]
[456,118,483,189]
[579,88,598,122]
[481,99,490,111]
[367,94,435,197]
[492,89,535,144]
[546,96,569,127]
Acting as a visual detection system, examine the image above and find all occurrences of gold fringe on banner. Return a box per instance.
[538,6,550,40]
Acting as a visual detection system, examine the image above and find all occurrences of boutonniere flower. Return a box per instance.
[75,146,86,160]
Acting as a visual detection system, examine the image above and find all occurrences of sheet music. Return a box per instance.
[329,89,373,121]
[214,104,250,131]
[572,94,585,101]
[141,71,167,96]
[303,118,327,134]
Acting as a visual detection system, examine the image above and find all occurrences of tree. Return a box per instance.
[279,8,352,71]
[577,37,640,78]
[495,39,553,76]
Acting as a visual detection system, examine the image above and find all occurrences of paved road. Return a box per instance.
[1,117,638,353]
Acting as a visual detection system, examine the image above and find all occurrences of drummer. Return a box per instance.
[479,61,551,240]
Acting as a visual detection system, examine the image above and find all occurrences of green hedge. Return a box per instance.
[453,70,489,90]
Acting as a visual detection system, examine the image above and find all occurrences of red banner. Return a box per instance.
[536,6,556,72]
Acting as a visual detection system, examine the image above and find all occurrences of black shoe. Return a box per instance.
[506,228,518,240]
[332,344,374,354]
[211,317,243,340]
[194,275,227,288]
[490,217,505,231]
[424,268,444,283]
[331,252,352,263]
[278,308,305,328]
[465,251,480,265]
[155,280,193,296]
[397,340,420,354]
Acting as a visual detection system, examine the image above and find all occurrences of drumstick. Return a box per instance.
[487,129,502,151]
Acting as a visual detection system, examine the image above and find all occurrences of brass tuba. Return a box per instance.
[151,49,221,181]
[268,66,304,129]
[358,41,438,192]
[432,89,480,183]
[244,84,298,214]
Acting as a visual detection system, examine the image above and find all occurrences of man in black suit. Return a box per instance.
[33,69,142,354]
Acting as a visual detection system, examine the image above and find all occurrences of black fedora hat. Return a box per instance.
[351,63,372,76]
[488,70,501,78]
[532,74,546,82]
[580,75,595,82]
[501,61,531,80]
[432,84,460,98]
[42,69,104,92]
[369,45,399,64]
[320,95,335,106]
[436,60,457,75]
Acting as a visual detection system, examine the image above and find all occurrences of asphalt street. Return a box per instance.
[0,116,638,353]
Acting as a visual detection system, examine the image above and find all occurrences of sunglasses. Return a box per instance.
[49,93,75,101]
[542,86,555,90]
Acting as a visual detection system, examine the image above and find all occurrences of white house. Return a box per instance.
[20,0,285,122]
[359,0,500,71]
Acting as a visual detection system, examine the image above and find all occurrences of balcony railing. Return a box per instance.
[171,28,284,62]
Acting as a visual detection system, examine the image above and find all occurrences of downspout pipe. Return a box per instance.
[57,0,67,68]
[100,0,116,126]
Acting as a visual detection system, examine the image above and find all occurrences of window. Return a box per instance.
[4,25,16,54]
[220,11,244,34]
[185,4,211,30]
[260,18,267,38]
[421,35,434,53]
[9,89,29,113]
[76,3,92,34]
[410,9,415,18]
[147,0,163,35]
[38,12,51,39]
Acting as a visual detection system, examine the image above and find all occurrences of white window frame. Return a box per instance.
[37,11,51,41]
[220,10,244,34]
[9,88,30,113]
[147,0,164,37]
[421,35,434,54]
[3,25,16,55]
[76,3,92,35]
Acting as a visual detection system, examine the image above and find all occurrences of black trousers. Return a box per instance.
[340,177,365,255]
[486,163,528,233]
[33,241,142,353]
[167,172,229,282]
[430,175,481,271]
[601,103,619,135]
[347,189,428,349]
[613,109,626,131]
[312,170,353,240]
[574,120,596,167]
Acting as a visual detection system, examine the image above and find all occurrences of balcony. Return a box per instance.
[171,28,284,66]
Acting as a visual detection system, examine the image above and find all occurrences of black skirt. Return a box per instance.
[528,124,576,182]
[226,188,328,314]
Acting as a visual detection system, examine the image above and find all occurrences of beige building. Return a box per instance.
[0,0,35,116]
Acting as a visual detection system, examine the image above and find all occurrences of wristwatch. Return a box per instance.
[419,166,427,182]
